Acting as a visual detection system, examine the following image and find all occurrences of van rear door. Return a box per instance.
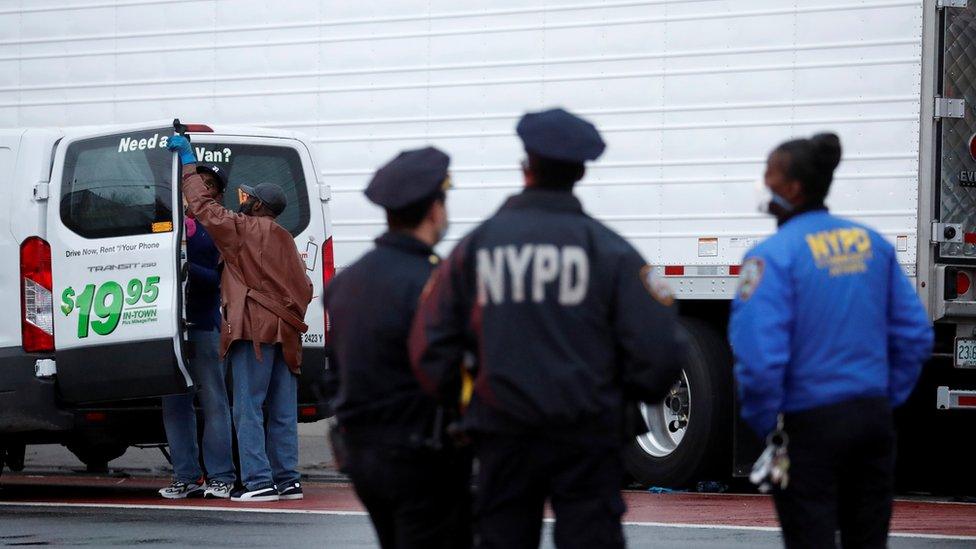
[48,126,190,404]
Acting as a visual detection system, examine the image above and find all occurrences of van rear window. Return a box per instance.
[203,143,310,237]
[60,128,173,239]
[60,132,311,239]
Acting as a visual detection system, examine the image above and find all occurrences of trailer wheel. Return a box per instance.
[622,318,732,488]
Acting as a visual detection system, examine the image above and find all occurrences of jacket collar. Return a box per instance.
[779,204,829,227]
[375,231,436,258]
[501,188,584,214]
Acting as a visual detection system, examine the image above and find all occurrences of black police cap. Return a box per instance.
[239,182,287,216]
[365,146,451,211]
[516,107,606,163]
[196,164,228,193]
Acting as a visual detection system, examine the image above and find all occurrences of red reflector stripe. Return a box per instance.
[664,266,684,276]
[965,233,976,245]
[300,406,317,417]
[958,396,976,407]
[85,412,107,422]
[729,265,741,276]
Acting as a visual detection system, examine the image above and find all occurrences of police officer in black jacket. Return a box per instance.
[409,109,685,549]
[324,147,470,549]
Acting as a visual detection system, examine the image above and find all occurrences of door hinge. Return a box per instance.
[33,182,49,201]
[319,184,332,202]
[938,0,967,9]
[935,97,966,119]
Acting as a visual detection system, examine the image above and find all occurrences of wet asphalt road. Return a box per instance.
[0,506,972,548]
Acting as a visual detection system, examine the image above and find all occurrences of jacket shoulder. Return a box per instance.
[583,215,643,260]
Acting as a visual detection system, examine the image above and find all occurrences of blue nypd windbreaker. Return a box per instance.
[729,209,933,437]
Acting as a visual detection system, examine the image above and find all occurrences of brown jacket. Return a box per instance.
[182,166,313,373]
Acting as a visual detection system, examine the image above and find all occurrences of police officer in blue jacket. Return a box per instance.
[324,147,470,549]
[410,108,684,549]
[729,133,933,548]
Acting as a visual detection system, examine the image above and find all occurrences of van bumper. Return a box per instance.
[0,346,73,433]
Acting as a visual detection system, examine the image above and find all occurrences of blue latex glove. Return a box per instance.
[166,134,197,165]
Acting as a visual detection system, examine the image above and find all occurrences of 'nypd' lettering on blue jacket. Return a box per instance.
[476,245,589,306]
[805,227,872,275]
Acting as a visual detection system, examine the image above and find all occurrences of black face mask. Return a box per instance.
[238,198,259,215]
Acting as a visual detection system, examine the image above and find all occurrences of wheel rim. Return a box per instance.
[636,370,691,458]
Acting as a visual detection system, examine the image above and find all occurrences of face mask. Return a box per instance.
[432,203,449,245]
[238,198,257,215]
[435,219,449,244]
[754,179,794,216]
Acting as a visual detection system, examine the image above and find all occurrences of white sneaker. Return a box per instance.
[278,481,303,501]
[158,480,204,499]
[230,484,279,502]
[204,479,234,499]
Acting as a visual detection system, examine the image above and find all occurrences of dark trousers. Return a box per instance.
[773,397,896,549]
[474,434,626,549]
[345,442,472,549]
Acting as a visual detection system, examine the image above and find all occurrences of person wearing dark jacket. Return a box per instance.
[409,108,684,549]
[169,134,313,503]
[158,165,236,500]
[324,147,469,549]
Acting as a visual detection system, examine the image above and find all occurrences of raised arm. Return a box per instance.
[169,134,244,259]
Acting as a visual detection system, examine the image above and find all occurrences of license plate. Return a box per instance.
[954,338,976,369]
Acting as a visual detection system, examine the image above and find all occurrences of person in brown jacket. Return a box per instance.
[169,134,313,503]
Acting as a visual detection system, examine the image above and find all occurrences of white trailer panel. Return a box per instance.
[0,0,924,295]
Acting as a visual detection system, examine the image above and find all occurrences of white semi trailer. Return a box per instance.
[0,0,972,489]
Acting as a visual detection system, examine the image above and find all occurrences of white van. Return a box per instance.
[0,122,333,472]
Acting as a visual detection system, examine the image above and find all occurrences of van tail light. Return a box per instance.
[323,237,335,343]
[21,237,54,352]
[183,124,213,133]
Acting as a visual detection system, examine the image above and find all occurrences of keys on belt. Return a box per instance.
[749,414,790,494]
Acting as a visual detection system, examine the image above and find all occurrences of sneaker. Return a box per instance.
[278,481,303,501]
[230,484,279,502]
[204,479,234,499]
[158,480,204,499]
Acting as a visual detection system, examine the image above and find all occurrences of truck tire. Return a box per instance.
[622,318,733,488]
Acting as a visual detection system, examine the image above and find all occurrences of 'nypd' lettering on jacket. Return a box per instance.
[476,245,589,306]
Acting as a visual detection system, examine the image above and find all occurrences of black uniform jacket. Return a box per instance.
[325,232,441,447]
[409,189,684,445]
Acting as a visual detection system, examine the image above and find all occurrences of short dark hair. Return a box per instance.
[773,133,842,205]
[386,191,445,231]
[526,153,586,190]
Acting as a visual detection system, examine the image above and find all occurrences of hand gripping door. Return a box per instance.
[48,126,191,404]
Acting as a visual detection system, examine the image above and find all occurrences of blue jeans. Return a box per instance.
[161,329,236,484]
[229,340,299,490]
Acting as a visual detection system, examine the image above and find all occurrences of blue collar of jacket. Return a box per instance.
[502,188,584,214]
[375,231,436,258]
